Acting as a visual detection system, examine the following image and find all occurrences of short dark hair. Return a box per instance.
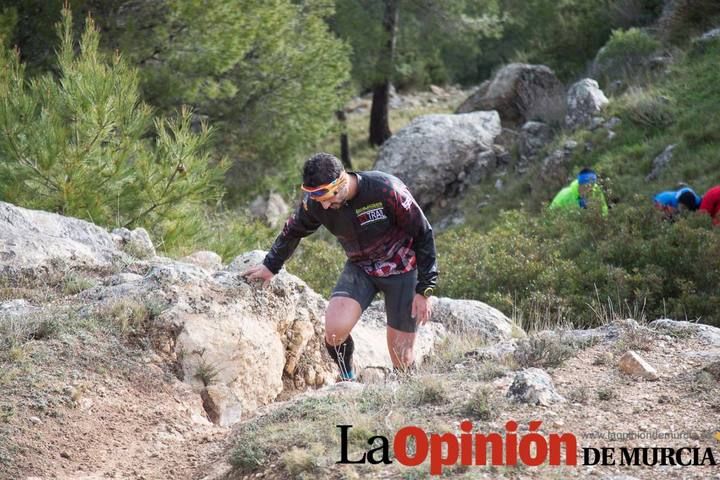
[678,190,699,211]
[302,152,344,187]
[579,167,596,176]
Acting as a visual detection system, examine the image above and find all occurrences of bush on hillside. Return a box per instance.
[593,28,661,84]
[436,204,720,327]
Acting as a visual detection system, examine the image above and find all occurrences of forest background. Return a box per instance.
[1,0,719,327]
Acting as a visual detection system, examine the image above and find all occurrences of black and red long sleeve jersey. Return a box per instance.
[263,171,438,294]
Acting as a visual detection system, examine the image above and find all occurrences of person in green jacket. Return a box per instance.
[549,168,608,214]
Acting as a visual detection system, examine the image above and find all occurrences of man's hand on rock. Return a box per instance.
[411,294,432,326]
[241,264,274,288]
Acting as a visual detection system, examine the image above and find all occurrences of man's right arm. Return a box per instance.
[263,199,322,274]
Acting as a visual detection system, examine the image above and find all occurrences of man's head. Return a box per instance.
[577,168,598,198]
[302,152,348,209]
[677,189,700,211]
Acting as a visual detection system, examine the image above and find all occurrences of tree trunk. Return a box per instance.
[335,110,352,170]
[368,0,399,147]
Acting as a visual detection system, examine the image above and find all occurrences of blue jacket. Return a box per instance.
[653,188,701,209]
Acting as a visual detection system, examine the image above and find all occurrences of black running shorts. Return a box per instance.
[330,260,418,333]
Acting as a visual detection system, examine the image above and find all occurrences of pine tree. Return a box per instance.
[0,6,227,250]
[110,0,352,201]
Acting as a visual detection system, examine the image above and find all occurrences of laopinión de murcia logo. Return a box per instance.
[336,420,718,475]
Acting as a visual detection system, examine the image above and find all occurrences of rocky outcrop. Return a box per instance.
[374,112,502,210]
[650,319,720,346]
[456,64,565,127]
[565,79,609,129]
[431,297,522,340]
[152,251,336,414]
[519,121,554,162]
[0,201,122,283]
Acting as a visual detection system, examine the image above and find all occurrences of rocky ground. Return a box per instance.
[0,327,228,480]
[212,320,720,480]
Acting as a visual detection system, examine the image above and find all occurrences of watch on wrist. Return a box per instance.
[422,287,434,298]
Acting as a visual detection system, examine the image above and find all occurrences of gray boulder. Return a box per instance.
[519,121,554,161]
[374,111,501,210]
[0,201,120,284]
[650,319,720,346]
[431,297,522,341]
[645,144,677,181]
[565,79,609,129]
[507,368,565,406]
[699,27,720,43]
[111,227,156,259]
[456,64,565,126]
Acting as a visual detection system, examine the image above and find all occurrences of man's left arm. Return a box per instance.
[389,182,438,323]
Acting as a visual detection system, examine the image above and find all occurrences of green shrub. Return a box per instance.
[437,204,720,328]
[594,28,661,82]
[514,335,577,369]
[461,387,497,421]
[0,7,227,253]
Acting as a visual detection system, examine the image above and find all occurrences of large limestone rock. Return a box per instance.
[156,251,336,413]
[201,385,243,427]
[431,297,522,341]
[374,112,502,210]
[44,242,339,418]
[0,201,121,283]
[650,319,720,346]
[456,64,564,126]
[565,79,609,129]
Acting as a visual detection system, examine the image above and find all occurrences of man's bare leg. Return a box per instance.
[325,296,363,380]
[387,325,416,370]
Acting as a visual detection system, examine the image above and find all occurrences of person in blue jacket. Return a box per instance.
[653,186,701,219]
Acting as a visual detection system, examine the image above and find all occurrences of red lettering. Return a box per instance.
[429,433,459,475]
[505,420,518,466]
[460,421,473,466]
[549,433,577,465]
[393,426,428,467]
[474,433,504,465]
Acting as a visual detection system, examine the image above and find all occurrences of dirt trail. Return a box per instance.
[0,333,231,480]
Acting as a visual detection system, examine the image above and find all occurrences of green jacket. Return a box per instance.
[549,179,608,215]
